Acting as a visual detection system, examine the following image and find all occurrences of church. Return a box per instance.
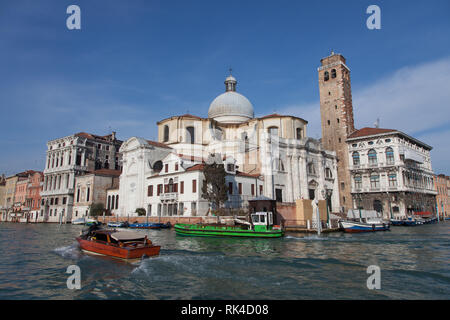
[116,73,340,217]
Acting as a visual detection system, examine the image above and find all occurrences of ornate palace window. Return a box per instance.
[352,152,360,165]
[370,174,380,189]
[368,149,377,165]
[354,174,362,189]
[386,147,394,164]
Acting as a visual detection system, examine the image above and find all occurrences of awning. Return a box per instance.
[414,211,432,216]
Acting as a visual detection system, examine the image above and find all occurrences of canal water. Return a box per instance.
[0,222,449,299]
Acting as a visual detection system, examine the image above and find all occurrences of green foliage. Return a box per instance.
[135,208,146,216]
[201,155,228,210]
[89,203,105,217]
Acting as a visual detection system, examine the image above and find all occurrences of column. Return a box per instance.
[286,155,293,203]
[300,155,308,199]
[293,155,300,200]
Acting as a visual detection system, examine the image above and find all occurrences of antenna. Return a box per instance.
[374,118,380,128]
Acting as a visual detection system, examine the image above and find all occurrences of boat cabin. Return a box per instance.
[251,212,275,231]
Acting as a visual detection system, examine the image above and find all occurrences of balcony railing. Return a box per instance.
[160,192,178,201]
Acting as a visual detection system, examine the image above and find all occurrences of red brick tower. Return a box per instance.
[318,52,355,212]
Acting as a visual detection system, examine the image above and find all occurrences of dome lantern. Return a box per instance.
[208,73,254,124]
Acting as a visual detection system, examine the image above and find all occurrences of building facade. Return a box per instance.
[26,171,44,222]
[117,74,340,217]
[434,174,449,219]
[319,52,356,213]
[40,132,122,223]
[347,128,436,218]
[73,169,121,219]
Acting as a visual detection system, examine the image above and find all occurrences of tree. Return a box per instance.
[89,203,105,217]
[201,154,228,211]
[135,208,146,216]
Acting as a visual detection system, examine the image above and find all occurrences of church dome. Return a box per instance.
[208,74,254,124]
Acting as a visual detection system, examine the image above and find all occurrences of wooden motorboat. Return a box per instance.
[76,226,160,260]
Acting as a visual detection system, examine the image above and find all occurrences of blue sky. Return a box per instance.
[1,0,449,175]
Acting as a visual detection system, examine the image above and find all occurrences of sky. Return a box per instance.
[1,0,449,175]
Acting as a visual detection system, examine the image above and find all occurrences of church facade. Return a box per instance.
[117,74,340,217]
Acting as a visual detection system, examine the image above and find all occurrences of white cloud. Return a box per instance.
[353,56,450,135]
[279,56,450,173]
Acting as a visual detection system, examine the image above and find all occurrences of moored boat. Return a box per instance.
[76,225,160,260]
[107,221,128,228]
[174,211,284,238]
[72,218,86,225]
[128,222,171,229]
[85,218,101,226]
[339,209,390,233]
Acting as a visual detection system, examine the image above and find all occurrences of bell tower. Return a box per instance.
[318,52,355,212]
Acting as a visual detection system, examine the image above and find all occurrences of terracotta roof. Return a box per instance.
[185,163,205,171]
[347,127,397,139]
[89,169,122,177]
[146,140,172,149]
[75,132,123,143]
[258,113,308,123]
[236,171,261,178]
[177,153,204,162]
[157,114,204,124]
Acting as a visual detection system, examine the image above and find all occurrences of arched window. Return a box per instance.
[296,128,302,140]
[370,174,380,189]
[168,178,174,193]
[273,158,284,171]
[268,126,278,137]
[354,174,362,189]
[115,195,119,209]
[331,69,336,78]
[388,173,397,187]
[324,71,329,81]
[107,196,111,210]
[111,195,115,210]
[186,126,195,144]
[325,168,333,179]
[163,125,169,142]
[307,162,316,175]
[386,147,394,164]
[352,152,360,165]
[368,149,377,165]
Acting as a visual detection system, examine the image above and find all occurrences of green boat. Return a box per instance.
[174,211,284,238]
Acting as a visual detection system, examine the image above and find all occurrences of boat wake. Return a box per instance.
[53,242,82,259]
[285,235,329,241]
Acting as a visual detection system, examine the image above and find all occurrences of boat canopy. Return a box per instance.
[110,231,145,241]
[347,209,380,219]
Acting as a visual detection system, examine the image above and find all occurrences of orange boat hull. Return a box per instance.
[76,237,160,260]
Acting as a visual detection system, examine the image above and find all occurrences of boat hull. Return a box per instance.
[174,223,284,238]
[339,221,390,233]
[128,223,171,229]
[76,237,160,260]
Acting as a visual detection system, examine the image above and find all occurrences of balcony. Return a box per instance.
[160,192,178,201]
[41,188,74,197]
